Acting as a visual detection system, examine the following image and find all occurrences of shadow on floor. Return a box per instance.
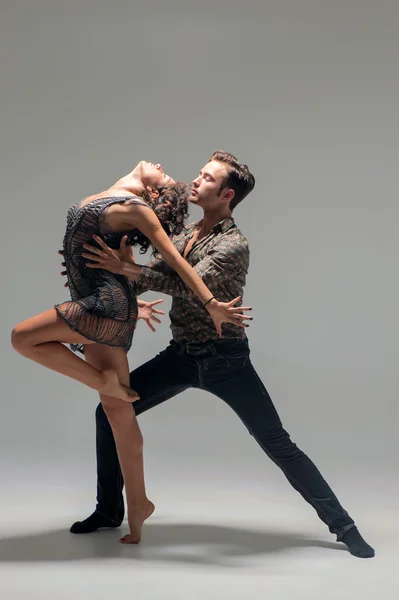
[0,520,346,566]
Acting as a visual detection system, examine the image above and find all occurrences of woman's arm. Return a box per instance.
[130,206,252,335]
[131,205,215,305]
[83,204,252,335]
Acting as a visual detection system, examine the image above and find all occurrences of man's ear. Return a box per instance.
[221,187,235,203]
[146,186,160,200]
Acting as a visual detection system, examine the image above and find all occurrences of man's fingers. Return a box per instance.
[92,235,110,251]
[150,316,162,324]
[82,252,104,262]
[85,262,103,269]
[152,309,165,315]
[82,244,106,258]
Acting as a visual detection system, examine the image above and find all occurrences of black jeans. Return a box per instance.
[95,338,355,539]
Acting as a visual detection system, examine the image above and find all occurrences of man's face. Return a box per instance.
[190,160,232,208]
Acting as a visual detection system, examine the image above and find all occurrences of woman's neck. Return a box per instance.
[107,172,146,197]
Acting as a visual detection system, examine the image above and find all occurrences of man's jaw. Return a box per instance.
[190,188,199,203]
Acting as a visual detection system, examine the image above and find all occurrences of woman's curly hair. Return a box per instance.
[126,181,190,255]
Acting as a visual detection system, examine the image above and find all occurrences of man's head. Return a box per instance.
[189,150,255,212]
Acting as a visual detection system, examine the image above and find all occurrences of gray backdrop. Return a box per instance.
[1,0,398,524]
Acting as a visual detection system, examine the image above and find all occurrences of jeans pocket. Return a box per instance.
[225,355,249,368]
[214,350,249,369]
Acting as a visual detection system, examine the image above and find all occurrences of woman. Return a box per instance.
[11,159,252,544]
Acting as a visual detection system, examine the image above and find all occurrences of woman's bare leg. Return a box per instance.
[11,309,138,402]
[84,344,155,544]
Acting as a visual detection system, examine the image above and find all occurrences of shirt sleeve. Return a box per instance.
[134,245,175,295]
[136,236,249,298]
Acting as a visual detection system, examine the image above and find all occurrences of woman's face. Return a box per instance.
[139,161,175,189]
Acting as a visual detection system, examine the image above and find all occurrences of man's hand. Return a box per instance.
[137,299,165,332]
[82,235,135,275]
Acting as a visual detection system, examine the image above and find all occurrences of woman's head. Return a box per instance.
[135,160,175,192]
[151,181,190,237]
[129,181,190,254]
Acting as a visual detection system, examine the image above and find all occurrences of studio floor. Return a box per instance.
[0,469,397,600]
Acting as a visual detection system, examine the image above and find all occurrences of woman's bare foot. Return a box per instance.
[120,500,155,544]
[100,369,139,402]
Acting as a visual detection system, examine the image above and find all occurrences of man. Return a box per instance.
[73,150,374,558]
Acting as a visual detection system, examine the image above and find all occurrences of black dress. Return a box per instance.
[55,195,148,354]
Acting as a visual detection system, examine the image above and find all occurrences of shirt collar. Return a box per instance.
[186,217,235,236]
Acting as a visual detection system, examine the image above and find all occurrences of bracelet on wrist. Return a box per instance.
[203,296,215,307]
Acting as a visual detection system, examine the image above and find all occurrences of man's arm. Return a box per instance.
[132,237,250,299]
[81,233,249,297]
[134,252,174,295]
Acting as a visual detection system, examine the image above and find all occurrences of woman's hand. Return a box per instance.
[58,249,69,287]
[82,235,135,274]
[206,297,253,337]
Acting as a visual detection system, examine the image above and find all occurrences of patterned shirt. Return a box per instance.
[136,217,250,343]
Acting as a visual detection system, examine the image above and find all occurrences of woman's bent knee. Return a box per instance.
[101,398,133,422]
[11,323,30,354]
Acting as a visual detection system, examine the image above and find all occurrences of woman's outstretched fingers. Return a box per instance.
[59,250,68,286]
[232,318,249,328]
[227,296,242,306]
[228,306,252,314]
[149,299,164,309]
[233,313,253,321]
[227,297,253,312]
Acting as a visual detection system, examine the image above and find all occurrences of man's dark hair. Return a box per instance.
[209,150,255,210]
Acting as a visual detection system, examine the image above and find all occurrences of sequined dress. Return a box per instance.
[55,195,147,354]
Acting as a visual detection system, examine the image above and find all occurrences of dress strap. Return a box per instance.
[124,196,152,208]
